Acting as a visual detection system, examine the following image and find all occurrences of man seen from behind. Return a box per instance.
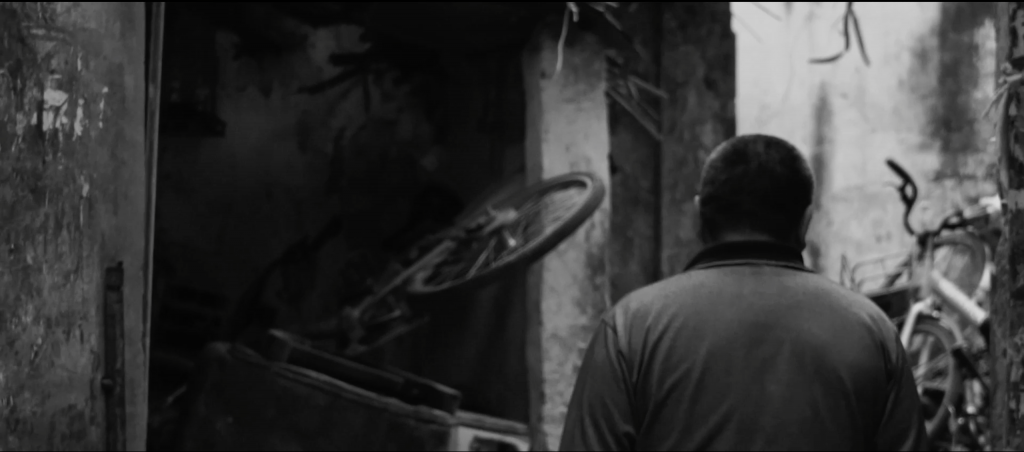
[560,134,926,451]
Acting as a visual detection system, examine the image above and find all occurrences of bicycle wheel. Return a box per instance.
[906,317,963,441]
[405,172,605,297]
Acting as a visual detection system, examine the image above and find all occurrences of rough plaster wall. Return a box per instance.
[609,2,735,298]
[609,4,660,301]
[523,25,611,450]
[734,2,998,280]
[0,2,148,450]
[661,2,736,277]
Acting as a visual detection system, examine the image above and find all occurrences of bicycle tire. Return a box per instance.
[907,317,964,441]
[405,172,606,298]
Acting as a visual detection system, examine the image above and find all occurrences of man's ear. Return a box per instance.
[694,196,707,243]
[799,205,814,238]
[694,196,702,227]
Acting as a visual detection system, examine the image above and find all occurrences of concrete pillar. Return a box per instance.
[0,2,149,450]
[608,2,661,301]
[522,21,612,450]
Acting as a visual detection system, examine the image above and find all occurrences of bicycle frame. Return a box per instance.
[848,159,1000,450]
[898,240,990,351]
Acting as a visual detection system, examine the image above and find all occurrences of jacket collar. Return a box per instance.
[684,240,813,273]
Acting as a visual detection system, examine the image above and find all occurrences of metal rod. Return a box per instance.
[142,5,165,446]
[104,263,127,451]
[930,270,990,328]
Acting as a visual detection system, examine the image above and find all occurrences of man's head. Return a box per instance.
[695,134,815,248]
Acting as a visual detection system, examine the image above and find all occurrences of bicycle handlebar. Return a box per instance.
[885,159,913,184]
[885,159,1000,241]
[886,159,918,236]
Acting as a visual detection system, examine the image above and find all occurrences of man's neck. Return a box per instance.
[703,231,804,250]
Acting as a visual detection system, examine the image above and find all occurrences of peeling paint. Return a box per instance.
[15,112,26,136]
[0,2,147,450]
[1013,7,1024,58]
[42,87,68,132]
[98,87,108,129]
[1009,189,1024,209]
[73,98,84,138]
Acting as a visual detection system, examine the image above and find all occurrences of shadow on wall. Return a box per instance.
[924,1,996,181]
[806,84,832,272]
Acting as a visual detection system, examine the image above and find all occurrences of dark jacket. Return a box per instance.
[560,240,926,451]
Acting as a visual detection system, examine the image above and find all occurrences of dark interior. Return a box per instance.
[143,2,570,447]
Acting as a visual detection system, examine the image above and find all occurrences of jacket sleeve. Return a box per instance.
[559,319,636,452]
[875,327,928,451]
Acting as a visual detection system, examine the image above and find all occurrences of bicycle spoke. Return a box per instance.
[911,337,937,367]
[502,189,581,253]
[465,187,583,273]
[467,237,497,278]
[913,352,951,381]
[411,176,599,294]
[918,381,949,392]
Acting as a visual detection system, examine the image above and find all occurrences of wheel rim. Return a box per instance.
[412,177,594,293]
[908,329,956,428]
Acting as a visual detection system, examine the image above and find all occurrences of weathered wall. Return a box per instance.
[992,2,1024,448]
[608,3,660,301]
[734,1,998,280]
[608,2,735,298]
[660,2,736,277]
[0,2,148,450]
[523,23,611,450]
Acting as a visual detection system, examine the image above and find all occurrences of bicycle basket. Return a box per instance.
[845,250,912,293]
[865,285,914,320]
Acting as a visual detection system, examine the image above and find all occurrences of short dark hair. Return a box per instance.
[697,134,815,242]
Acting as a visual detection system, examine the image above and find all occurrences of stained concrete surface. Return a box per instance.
[523,23,611,450]
[660,2,736,278]
[0,2,149,450]
[607,2,735,298]
[608,3,660,302]
[734,1,998,280]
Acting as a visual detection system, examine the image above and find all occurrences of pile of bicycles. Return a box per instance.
[841,159,1002,451]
